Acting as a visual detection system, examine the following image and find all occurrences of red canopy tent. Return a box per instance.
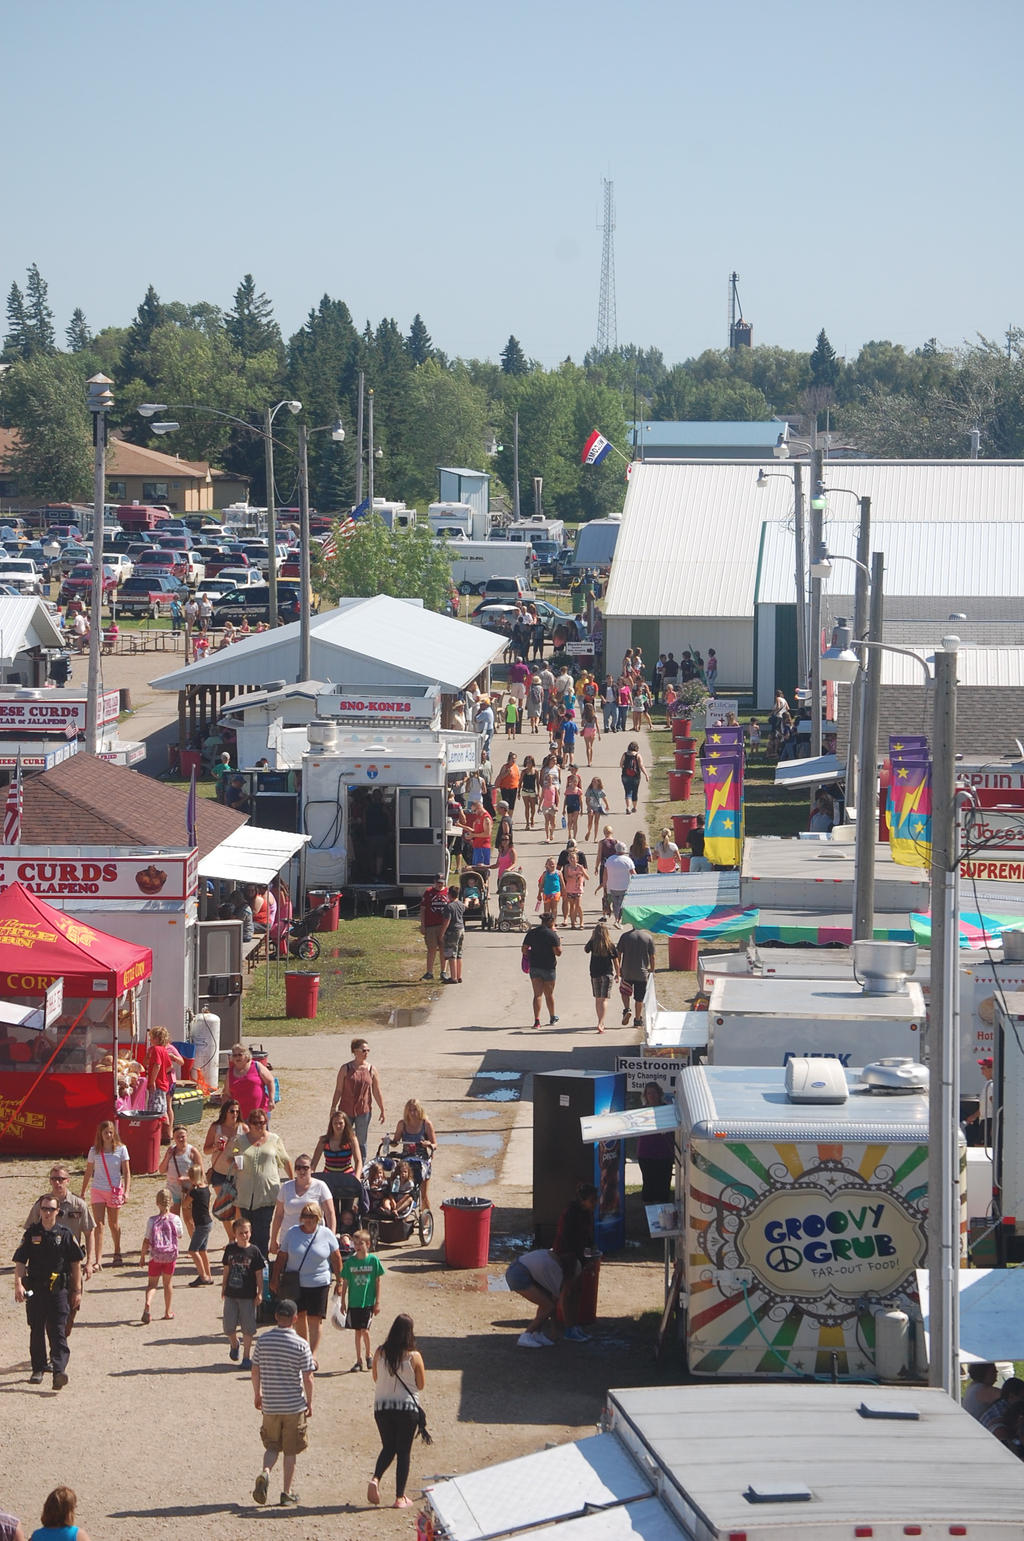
[0,883,152,1154]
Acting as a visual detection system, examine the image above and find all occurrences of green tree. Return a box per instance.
[226,274,281,360]
[286,296,362,509]
[385,359,489,505]
[500,335,529,375]
[66,308,93,353]
[651,365,769,421]
[809,328,840,390]
[3,282,28,361]
[137,324,281,463]
[25,264,56,355]
[405,314,433,365]
[316,515,453,611]
[1,352,92,500]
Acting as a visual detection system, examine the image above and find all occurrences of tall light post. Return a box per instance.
[810,489,872,810]
[264,399,302,625]
[756,463,807,689]
[773,434,825,755]
[296,418,346,683]
[86,374,114,756]
[366,389,382,509]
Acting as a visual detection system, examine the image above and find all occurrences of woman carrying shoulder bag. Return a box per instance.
[368,1313,427,1510]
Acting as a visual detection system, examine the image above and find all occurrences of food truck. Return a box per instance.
[704,972,926,1070]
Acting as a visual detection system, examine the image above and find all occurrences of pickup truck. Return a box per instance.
[0,559,43,595]
[60,565,118,606]
[116,575,187,617]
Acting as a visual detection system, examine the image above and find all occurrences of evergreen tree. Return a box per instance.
[24,263,56,354]
[500,335,529,375]
[809,328,840,390]
[3,282,28,361]
[66,308,94,352]
[2,353,92,500]
[405,313,433,365]
[225,274,281,359]
[120,284,166,385]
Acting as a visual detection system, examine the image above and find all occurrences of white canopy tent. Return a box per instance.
[198,826,309,887]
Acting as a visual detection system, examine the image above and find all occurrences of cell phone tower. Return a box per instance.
[595,178,617,356]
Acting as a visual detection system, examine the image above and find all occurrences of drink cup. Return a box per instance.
[234,1154,244,1170]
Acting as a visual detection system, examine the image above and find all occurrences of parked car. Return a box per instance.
[210,583,302,626]
[134,548,190,582]
[0,559,43,595]
[470,598,587,642]
[480,575,536,604]
[53,544,92,575]
[116,574,188,617]
[194,576,233,600]
[215,566,261,589]
[60,564,118,605]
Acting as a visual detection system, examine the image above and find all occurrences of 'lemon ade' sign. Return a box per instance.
[736,1185,926,1297]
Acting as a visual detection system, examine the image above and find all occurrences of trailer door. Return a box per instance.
[397,787,445,885]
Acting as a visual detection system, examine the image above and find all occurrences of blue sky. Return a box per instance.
[5,0,1022,368]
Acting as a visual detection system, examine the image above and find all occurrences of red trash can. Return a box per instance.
[671,717,692,739]
[442,1197,493,1267]
[678,854,692,872]
[556,1252,602,1327]
[118,1112,163,1175]
[179,748,201,779]
[673,813,697,844]
[285,971,320,1019]
[674,750,696,772]
[669,771,693,801]
[668,936,700,972]
[307,891,340,931]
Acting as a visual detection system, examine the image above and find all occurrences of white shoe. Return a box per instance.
[533,1330,555,1346]
[518,1331,543,1347]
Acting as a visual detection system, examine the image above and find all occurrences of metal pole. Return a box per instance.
[297,424,311,684]
[846,496,872,817]
[513,411,521,521]
[355,372,365,507]
[367,390,375,511]
[853,551,884,940]
[265,405,278,628]
[809,447,824,757]
[928,643,960,1397]
[85,375,112,756]
[793,463,807,693]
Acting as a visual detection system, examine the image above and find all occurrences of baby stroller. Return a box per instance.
[320,1169,369,1256]
[459,867,492,930]
[366,1140,434,1248]
[495,870,527,931]
[269,901,331,960]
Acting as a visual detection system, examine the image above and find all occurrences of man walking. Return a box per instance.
[13,1193,85,1388]
[522,911,562,1029]
[617,924,656,1028]
[251,1297,315,1508]
[25,1167,95,1330]
[419,873,451,981]
[602,841,636,925]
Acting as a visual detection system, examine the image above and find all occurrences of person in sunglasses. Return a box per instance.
[12,1195,85,1389]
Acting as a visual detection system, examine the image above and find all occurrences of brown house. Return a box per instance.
[0,430,249,514]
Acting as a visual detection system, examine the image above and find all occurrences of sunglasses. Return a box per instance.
[295,1164,311,1172]
[248,1118,267,1126]
[41,1206,58,1213]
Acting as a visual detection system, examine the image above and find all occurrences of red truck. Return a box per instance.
[116,504,172,534]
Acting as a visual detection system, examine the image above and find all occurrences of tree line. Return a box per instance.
[2,265,1022,512]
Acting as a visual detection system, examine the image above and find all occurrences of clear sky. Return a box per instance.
[5,0,1022,368]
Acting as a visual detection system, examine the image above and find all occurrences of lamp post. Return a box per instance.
[296,419,346,683]
[810,489,872,811]
[264,400,302,626]
[773,434,825,755]
[86,374,114,756]
[756,464,807,690]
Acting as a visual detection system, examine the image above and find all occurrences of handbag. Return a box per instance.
[276,1228,317,1302]
[100,1152,126,1208]
[396,1370,432,1445]
[521,949,532,974]
[212,1175,238,1224]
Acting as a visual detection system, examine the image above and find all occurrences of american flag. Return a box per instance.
[320,497,370,559]
[4,756,22,846]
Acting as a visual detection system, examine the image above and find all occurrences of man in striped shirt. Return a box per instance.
[251,1298,315,1507]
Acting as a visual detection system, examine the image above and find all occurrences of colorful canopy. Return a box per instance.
[753,910,916,946]
[909,910,1024,951]
[620,900,759,941]
[0,882,152,995]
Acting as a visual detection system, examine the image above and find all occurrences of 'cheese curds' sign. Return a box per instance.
[0,851,197,899]
[0,692,120,734]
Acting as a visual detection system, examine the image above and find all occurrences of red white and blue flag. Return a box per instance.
[581,429,612,466]
[321,497,371,558]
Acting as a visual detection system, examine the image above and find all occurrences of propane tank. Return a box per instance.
[189,1010,220,1090]
[874,1306,911,1382]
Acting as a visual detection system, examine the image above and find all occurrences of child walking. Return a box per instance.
[185,1162,215,1285]
[221,1216,266,1370]
[538,857,562,925]
[140,1187,184,1323]
[339,1229,385,1373]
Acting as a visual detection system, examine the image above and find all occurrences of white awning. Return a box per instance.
[774,753,845,789]
[645,1011,710,1053]
[580,1105,678,1143]
[198,826,309,886]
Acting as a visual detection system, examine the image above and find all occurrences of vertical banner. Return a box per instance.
[702,746,744,867]
[889,756,932,868]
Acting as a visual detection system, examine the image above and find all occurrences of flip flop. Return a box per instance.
[163,1311,175,1319]
[367,1478,380,1507]
[141,1307,150,1324]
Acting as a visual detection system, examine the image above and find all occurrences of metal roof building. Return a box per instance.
[605,460,1024,700]
[628,421,786,457]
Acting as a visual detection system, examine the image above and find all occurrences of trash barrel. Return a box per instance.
[285,971,320,1019]
[673,813,697,844]
[118,1112,163,1175]
[179,748,201,780]
[668,771,693,801]
[307,891,340,931]
[674,749,696,773]
[668,936,699,972]
[671,717,693,739]
[557,1253,602,1327]
[171,1040,194,1080]
[441,1197,493,1268]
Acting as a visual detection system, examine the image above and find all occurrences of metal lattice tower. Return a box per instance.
[596,178,617,355]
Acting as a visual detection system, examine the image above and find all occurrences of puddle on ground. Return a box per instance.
[489,1232,534,1253]
[453,1166,495,1186]
[462,1108,499,1121]
[446,1132,503,1152]
[478,1088,520,1101]
[475,1070,520,1080]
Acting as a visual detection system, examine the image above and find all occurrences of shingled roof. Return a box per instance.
[22,754,246,858]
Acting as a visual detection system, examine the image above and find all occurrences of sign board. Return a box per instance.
[963,811,1024,854]
[0,691,120,734]
[959,857,1024,883]
[445,738,478,772]
[0,850,196,901]
[316,692,438,726]
[565,641,594,656]
[705,699,739,727]
[44,976,63,1028]
[616,1054,680,1097]
[958,766,1024,793]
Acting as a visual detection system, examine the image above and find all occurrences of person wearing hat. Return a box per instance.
[250,1296,315,1508]
[967,1056,994,1147]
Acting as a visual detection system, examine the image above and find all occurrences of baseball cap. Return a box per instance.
[274,1298,298,1321]
[978,1056,994,1067]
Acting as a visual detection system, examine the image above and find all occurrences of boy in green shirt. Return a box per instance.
[339,1229,385,1372]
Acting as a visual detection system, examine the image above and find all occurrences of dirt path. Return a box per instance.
[0,714,677,1538]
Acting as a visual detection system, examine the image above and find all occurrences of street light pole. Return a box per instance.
[86,374,113,756]
[297,423,312,684]
[513,411,521,522]
[264,405,277,627]
[809,446,825,757]
[853,550,884,941]
[355,372,365,507]
[847,496,872,814]
[792,462,807,690]
[367,389,375,511]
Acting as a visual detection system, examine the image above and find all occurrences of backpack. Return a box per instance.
[623,752,639,777]
[150,1213,179,1261]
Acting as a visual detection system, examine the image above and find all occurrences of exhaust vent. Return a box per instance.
[853,940,917,996]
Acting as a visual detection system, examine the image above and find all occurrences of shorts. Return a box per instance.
[148,1258,176,1279]
[622,976,648,1002]
[147,1088,168,1116]
[510,681,526,702]
[472,847,492,866]
[209,1169,230,1189]
[443,931,465,959]
[260,1410,309,1457]
[347,1305,373,1330]
[189,1221,213,1253]
[564,794,581,812]
[296,1283,330,1319]
[590,974,613,998]
[582,726,596,740]
[223,1296,258,1337]
[529,968,556,983]
[505,1258,553,1297]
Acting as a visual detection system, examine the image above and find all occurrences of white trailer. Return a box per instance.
[423,1384,1024,1541]
[428,502,491,540]
[705,972,926,1069]
[445,539,533,595]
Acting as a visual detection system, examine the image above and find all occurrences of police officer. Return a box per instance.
[24,1166,95,1330]
[13,1193,84,1388]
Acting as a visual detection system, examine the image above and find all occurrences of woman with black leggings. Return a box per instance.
[368,1314,426,1509]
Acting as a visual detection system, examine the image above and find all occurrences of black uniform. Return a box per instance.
[12,1221,84,1378]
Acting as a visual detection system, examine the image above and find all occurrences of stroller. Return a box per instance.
[320,1169,369,1256]
[495,870,527,931]
[366,1140,434,1248]
[459,867,492,930]
[269,901,332,960]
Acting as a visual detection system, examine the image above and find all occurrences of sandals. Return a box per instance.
[141,1306,150,1324]
[367,1478,380,1507]
[111,1254,124,1266]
